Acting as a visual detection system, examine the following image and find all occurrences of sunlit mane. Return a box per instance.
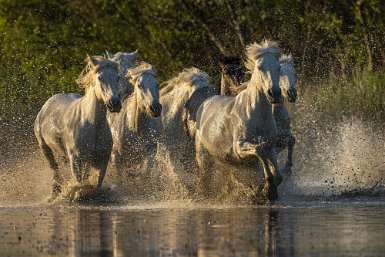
[245,40,281,72]
[76,56,118,89]
[127,62,156,79]
[230,52,290,96]
[160,68,211,96]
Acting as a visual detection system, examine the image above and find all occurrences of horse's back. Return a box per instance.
[196,95,234,130]
[184,86,216,123]
[35,93,81,140]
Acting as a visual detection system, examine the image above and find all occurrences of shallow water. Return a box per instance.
[1,198,385,257]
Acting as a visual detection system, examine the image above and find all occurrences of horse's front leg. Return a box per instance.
[285,135,296,174]
[265,149,282,187]
[97,160,108,189]
[70,154,82,184]
[259,156,278,201]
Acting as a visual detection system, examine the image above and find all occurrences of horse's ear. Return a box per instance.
[87,55,100,67]
[106,50,114,60]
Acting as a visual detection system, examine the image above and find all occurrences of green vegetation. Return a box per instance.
[0,0,384,123]
[301,68,385,121]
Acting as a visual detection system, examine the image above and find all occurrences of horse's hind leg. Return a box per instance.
[195,134,213,199]
[39,142,62,200]
[285,135,296,173]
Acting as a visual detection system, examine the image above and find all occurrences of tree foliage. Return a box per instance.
[0,0,384,114]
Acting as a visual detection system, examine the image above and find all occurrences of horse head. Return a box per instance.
[127,63,162,117]
[78,55,122,113]
[246,40,282,104]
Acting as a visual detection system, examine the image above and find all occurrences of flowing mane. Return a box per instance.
[76,56,118,89]
[127,62,156,79]
[160,68,211,96]
[228,42,283,95]
[244,40,281,72]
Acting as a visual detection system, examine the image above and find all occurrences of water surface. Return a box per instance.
[1,199,385,257]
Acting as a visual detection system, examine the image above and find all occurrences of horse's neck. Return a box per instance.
[238,75,273,120]
[80,88,107,127]
[163,87,191,126]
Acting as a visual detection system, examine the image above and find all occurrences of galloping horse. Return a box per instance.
[34,56,122,200]
[220,54,297,174]
[160,68,216,173]
[195,40,283,201]
[109,62,162,177]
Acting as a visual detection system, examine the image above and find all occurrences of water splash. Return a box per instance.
[0,105,384,206]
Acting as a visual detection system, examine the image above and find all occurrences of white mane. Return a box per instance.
[245,40,281,72]
[161,68,211,96]
[76,55,118,89]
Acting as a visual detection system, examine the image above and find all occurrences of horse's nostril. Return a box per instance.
[113,99,120,106]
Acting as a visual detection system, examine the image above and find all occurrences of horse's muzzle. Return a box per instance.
[287,89,297,103]
[268,89,282,104]
[107,98,122,113]
[149,102,162,117]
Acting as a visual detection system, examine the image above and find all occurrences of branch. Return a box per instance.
[180,0,228,55]
[225,0,245,49]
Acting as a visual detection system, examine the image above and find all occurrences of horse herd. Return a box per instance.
[34,40,297,203]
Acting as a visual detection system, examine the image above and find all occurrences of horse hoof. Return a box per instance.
[274,173,283,186]
[262,183,278,201]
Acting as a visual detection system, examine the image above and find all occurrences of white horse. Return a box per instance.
[34,56,122,200]
[109,62,162,177]
[106,50,139,100]
[274,55,297,173]
[221,54,297,175]
[195,40,282,201]
[159,68,216,175]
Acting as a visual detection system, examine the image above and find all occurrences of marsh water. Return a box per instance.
[1,199,385,257]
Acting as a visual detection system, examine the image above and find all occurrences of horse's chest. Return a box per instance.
[73,125,112,156]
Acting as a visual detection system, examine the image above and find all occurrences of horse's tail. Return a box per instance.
[182,86,216,140]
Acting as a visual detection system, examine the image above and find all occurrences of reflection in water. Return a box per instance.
[1,204,385,256]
